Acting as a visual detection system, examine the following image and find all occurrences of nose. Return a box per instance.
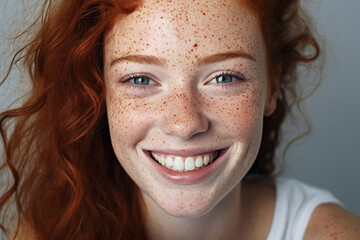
[161,91,209,140]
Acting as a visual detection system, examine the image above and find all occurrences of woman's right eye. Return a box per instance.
[120,74,159,92]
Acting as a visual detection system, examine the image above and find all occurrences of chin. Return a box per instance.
[153,193,222,219]
[142,171,245,220]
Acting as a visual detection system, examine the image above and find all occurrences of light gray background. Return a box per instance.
[280,0,360,216]
[0,0,359,235]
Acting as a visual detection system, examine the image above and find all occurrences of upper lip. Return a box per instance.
[145,147,227,157]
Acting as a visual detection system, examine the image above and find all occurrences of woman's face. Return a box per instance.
[104,0,276,217]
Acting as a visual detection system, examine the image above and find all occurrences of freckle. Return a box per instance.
[193,43,198,47]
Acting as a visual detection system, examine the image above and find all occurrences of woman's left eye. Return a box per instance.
[208,72,245,85]
[130,76,154,85]
[215,75,234,84]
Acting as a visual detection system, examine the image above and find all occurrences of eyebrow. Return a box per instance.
[110,54,167,67]
[199,51,256,65]
[110,51,256,67]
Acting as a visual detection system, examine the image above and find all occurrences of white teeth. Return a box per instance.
[165,156,173,168]
[185,157,195,171]
[160,156,166,165]
[204,155,210,165]
[195,156,203,167]
[173,157,184,171]
[151,151,219,172]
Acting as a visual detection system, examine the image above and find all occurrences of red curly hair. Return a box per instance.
[0,0,320,239]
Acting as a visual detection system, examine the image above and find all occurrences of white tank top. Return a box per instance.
[266,178,341,240]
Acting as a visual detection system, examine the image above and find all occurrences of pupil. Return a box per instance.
[216,75,232,83]
[134,77,150,85]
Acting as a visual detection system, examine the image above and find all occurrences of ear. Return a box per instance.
[264,66,281,117]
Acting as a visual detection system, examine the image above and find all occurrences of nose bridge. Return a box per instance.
[172,91,197,119]
[161,88,209,139]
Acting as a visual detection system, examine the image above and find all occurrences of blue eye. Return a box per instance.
[206,71,246,90]
[132,76,151,85]
[215,75,234,84]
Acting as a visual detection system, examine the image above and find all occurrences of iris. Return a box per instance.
[216,75,233,84]
[133,76,150,85]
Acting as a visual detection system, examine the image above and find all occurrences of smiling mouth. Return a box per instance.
[150,151,221,172]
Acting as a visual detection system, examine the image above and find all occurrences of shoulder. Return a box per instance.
[277,178,360,239]
[304,203,360,240]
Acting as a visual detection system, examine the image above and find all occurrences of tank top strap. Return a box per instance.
[266,178,342,240]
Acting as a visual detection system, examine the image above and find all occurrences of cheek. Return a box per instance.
[204,89,265,138]
[106,90,163,147]
[107,97,131,144]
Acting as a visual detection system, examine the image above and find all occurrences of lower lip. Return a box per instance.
[144,148,229,185]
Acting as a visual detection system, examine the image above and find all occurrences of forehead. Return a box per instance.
[105,0,264,64]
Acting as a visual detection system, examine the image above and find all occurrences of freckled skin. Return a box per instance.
[303,203,360,240]
[104,0,276,238]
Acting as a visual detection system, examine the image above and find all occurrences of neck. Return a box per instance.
[143,182,248,240]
